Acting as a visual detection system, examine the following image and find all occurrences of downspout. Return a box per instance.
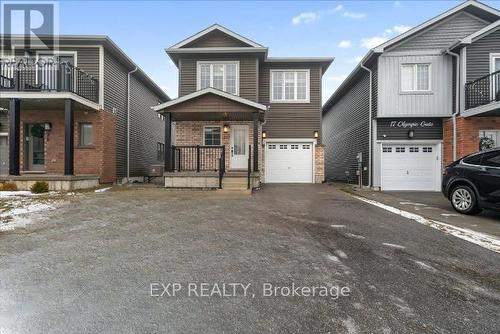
[360,63,373,188]
[445,50,460,161]
[127,66,138,182]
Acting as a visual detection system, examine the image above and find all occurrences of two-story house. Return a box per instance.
[322,0,500,191]
[154,24,333,189]
[0,35,169,190]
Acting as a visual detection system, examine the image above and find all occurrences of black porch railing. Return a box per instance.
[172,145,225,172]
[0,58,99,103]
[465,70,500,110]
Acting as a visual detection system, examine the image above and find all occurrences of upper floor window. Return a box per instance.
[401,64,430,92]
[271,70,310,103]
[197,61,239,95]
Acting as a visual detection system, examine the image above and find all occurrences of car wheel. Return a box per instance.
[450,185,480,215]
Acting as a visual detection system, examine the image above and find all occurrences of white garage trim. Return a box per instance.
[264,138,316,183]
[379,140,442,191]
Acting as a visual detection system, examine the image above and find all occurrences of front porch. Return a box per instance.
[153,88,266,191]
[0,97,115,190]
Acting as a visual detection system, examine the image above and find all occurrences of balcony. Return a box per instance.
[464,70,500,116]
[0,58,99,103]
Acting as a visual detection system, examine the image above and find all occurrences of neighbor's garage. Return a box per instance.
[265,142,313,183]
[381,144,441,191]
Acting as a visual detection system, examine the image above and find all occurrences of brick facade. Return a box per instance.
[443,116,500,166]
[20,109,116,183]
[175,121,263,173]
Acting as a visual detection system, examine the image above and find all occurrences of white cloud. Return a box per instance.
[332,4,343,12]
[393,25,411,34]
[360,24,413,49]
[394,1,401,6]
[326,74,348,82]
[347,56,363,64]
[292,12,318,25]
[342,11,367,19]
[361,36,389,49]
[337,40,353,48]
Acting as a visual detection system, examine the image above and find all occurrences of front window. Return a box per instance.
[197,62,239,95]
[157,142,165,161]
[401,64,430,92]
[79,123,93,147]
[271,70,310,102]
[479,130,500,151]
[203,126,221,146]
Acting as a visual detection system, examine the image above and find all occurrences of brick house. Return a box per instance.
[322,0,500,191]
[154,24,333,190]
[0,35,169,190]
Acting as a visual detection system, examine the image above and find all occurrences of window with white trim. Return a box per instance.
[203,126,221,146]
[271,70,310,102]
[401,64,430,92]
[479,130,500,150]
[197,62,239,95]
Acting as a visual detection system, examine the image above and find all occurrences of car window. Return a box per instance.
[481,151,500,168]
[463,154,483,165]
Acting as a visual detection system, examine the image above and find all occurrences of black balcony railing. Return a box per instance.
[0,59,99,103]
[465,70,500,110]
[172,145,225,173]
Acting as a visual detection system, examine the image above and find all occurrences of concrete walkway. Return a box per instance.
[338,183,500,238]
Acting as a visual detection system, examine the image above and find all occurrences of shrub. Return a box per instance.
[30,181,49,194]
[1,182,18,191]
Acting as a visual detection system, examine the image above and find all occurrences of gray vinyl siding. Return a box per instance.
[104,50,128,178]
[389,12,488,52]
[129,75,165,176]
[61,47,100,79]
[178,55,258,102]
[259,62,322,141]
[466,28,500,82]
[378,53,453,117]
[322,72,370,185]
[182,30,251,48]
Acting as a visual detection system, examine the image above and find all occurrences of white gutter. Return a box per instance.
[445,50,460,161]
[360,63,373,188]
[127,66,138,182]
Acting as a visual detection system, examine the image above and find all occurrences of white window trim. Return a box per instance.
[203,125,222,146]
[196,61,239,95]
[400,63,432,93]
[489,53,500,74]
[35,50,78,86]
[270,69,310,103]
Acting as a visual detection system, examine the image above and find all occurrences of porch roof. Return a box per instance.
[0,92,101,111]
[152,87,267,121]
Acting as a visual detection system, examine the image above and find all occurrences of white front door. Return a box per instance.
[230,125,249,169]
[381,144,441,191]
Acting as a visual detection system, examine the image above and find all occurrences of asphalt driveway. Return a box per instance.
[0,185,499,333]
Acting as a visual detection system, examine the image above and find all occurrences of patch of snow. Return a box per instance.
[95,187,111,193]
[382,243,406,249]
[342,316,360,334]
[0,191,34,198]
[331,224,346,228]
[346,232,366,239]
[353,195,500,254]
[4,203,54,216]
[441,213,460,217]
[326,254,340,263]
[335,250,348,259]
[413,260,437,272]
[400,202,426,206]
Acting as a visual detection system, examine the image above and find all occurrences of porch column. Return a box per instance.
[252,112,259,172]
[9,99,20,175]
[64,99,74,175]
[164,112,173,172]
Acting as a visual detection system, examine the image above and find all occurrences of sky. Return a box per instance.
[52,0,500,103]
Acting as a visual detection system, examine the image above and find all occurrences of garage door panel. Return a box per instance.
[266,143,313,183]
[381,144,440,191]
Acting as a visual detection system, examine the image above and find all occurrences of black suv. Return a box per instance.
[442,148,500,215]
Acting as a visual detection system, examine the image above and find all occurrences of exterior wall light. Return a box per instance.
[262,131,267,139]
[313,130,319,138]
[223,124,229,133]
[408,129,415,139]
[44,122,52,131]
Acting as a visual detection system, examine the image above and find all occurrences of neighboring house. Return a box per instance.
[153,24,332,189]
[0,35,169,190]
[322,0,500,191]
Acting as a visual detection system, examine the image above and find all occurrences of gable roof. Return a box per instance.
[446,18,500,50]
[170,24,264,49]
[153,87,267,112]
[323,0,500,112]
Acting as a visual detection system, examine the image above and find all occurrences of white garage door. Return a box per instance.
[381,144,440,191]
[266,142,313,183]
